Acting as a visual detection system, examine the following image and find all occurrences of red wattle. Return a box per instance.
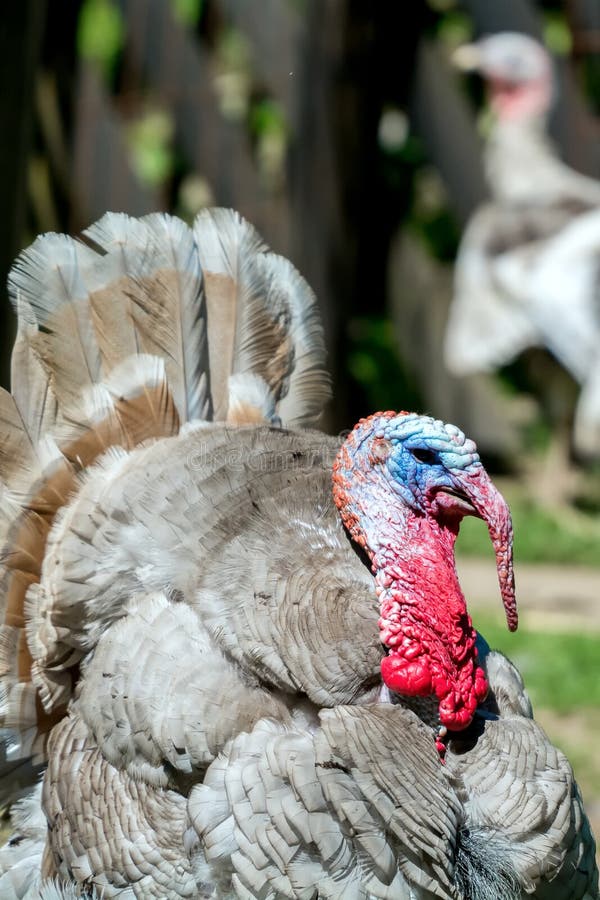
[375,524,488,731]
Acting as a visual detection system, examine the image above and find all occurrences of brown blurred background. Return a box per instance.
[1,0,598,440]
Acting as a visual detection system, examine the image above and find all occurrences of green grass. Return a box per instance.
[457,493,600,567]
[472,612,600,713]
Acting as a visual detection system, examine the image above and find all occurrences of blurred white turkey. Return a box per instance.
[0,209,597,898]
[444,32,600,459]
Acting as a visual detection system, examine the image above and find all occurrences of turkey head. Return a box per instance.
[452,32,553,123]
[333,411,517,732]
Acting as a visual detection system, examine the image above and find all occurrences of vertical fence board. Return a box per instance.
[0,1,46,387]
[73,65,163,228]
[121,0,289,243]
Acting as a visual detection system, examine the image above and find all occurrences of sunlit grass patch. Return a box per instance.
[473,612,600,713]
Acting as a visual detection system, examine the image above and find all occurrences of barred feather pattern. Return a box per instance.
[0,209,595,899]
[0,210,330,765]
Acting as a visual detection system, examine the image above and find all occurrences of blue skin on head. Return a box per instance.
[355,413,483,514]
[334,410,517,633]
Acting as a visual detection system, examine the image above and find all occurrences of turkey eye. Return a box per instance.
[411,447,438,465]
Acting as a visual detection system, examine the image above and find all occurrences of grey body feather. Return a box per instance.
[0,211,596,899]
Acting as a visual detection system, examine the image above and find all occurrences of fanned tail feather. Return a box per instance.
[83,212,212,422]
[194,207,330,425]
[0,208,330,774]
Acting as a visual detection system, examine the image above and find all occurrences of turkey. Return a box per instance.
[444,32,600,460]
[0,209,597,898]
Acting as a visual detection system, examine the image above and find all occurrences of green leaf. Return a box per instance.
[77,0,124,77]
[171,0,204,28]
[543,14,572,57]
[249,99,287,139]
[126,109,175,187]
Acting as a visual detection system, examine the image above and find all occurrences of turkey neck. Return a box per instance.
[364,501,487,732]
[485,117,580,205]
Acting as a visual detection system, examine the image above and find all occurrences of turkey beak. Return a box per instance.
[455,468,518,633]
[451,43,483,72]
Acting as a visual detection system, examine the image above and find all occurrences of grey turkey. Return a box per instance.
[444,32,600,460]
[0,208,596,898]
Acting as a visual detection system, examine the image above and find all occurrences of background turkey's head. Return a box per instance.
[333,411,517,731]
[453,32,554,123]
